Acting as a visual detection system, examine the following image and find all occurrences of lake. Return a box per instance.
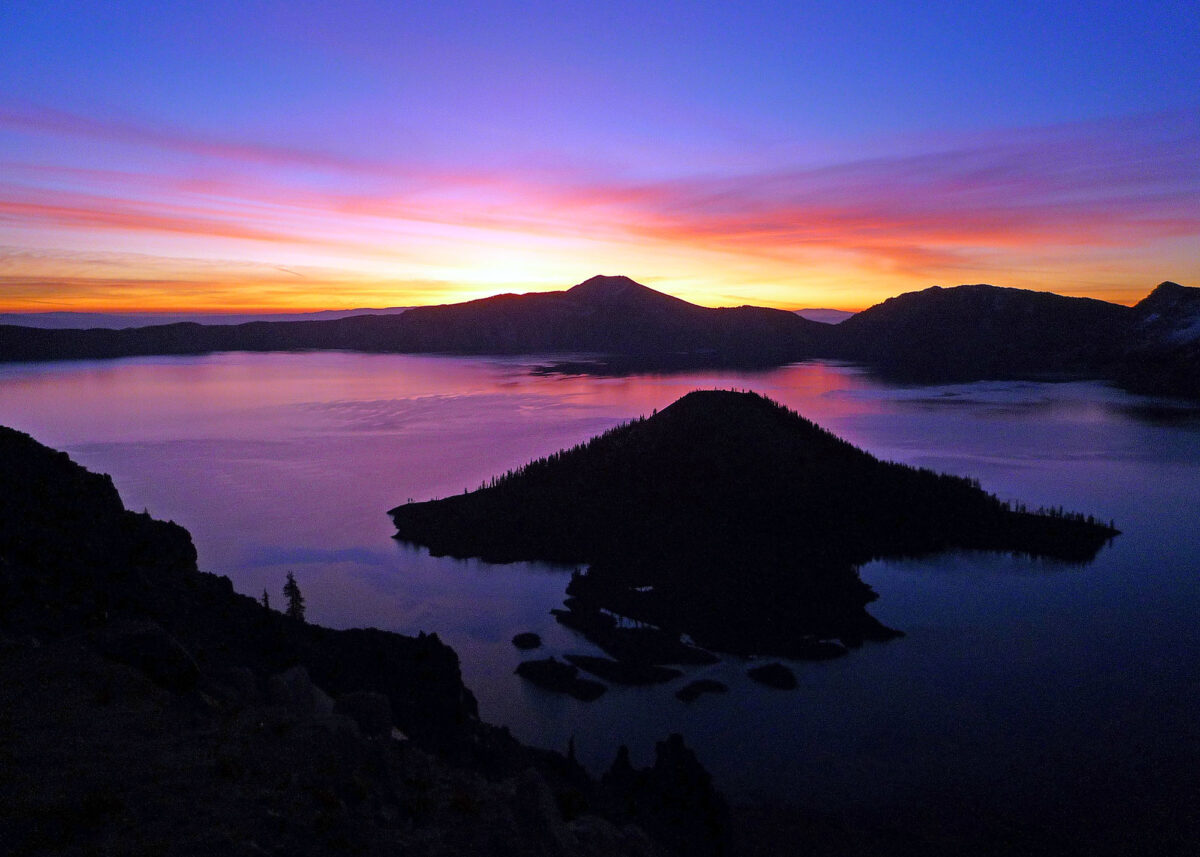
[2,351,1197,843]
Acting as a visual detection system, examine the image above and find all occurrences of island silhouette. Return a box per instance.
[391,390,1118,660]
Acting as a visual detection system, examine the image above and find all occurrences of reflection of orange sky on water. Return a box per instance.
[0,353,882,454]
[520,360,881,421]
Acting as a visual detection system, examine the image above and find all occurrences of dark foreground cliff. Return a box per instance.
[391,391,1116,659]
[0,426,729,857]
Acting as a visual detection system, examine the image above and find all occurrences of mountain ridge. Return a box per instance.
[0,306,413,330]
[831,282,1136,381]
[1,275,1196,398]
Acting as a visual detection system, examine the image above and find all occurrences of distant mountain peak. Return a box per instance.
[576,274,640,289]
[565,274,694,310]
[794,308,854,324]
[1135,280,1196,311]
[567,274,648,299]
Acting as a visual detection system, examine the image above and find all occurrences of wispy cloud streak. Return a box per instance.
[557,110,1200,274]
[0,102,382,175]
[1,103,1196,306]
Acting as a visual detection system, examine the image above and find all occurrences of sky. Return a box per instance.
[1,0,1197,312]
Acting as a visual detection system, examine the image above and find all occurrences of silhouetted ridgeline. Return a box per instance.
[0,274,828,368]
[831,283,1133,380]
[0,425,475,752]
[391,391,1116,657]
[0,426,730,856]
[4,276,1196,397]
[1116,281,1200,398]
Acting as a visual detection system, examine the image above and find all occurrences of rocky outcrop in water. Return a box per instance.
[746,663,797,690]
[675,679,729,703]
[512,631,543,649]
[515,656,608,701]
[392,391,1117,659]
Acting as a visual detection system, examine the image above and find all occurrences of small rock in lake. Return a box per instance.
[675,679,729,703]
[564,654,682,685]
[515,657,606,701]
[512,632,542,650]
[746,663,796,690]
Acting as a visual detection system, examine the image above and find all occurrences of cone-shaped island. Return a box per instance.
[390,391,1117,658]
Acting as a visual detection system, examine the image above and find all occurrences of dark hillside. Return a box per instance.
[831,284,1133,381]
[361,274,829,362]
[0,274,828,366]
[1116,281,1200,398]
[0,425,731,856]
[0,425,476,751]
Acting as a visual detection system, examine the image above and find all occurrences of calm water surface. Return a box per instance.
[2,352,1197,836]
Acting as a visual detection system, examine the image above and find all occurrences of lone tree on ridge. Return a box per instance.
[283,572,305,622]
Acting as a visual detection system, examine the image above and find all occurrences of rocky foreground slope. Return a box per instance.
[0,426,728,857]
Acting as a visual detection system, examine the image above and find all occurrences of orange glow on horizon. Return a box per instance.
[0,271,1160,316]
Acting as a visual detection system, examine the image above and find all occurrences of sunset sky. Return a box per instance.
[2,1,1197,313]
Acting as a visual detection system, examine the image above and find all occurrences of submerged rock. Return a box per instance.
[515,657,607,701]
[553,606,718,665]
[746,663,797,689]
[675,679,729,703]
[564,654,682,685]
[512,631,542,650]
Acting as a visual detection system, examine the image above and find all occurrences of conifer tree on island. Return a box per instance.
[283,572,305,622]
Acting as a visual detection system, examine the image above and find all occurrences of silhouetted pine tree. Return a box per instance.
[283,572,305,622]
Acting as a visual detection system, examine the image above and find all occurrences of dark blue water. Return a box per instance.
[2,352,1197,838]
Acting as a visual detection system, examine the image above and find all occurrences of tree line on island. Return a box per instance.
[392,390,1117,662]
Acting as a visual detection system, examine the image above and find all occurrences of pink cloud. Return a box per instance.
[2,102,1196,284]
[542,110,1200,275]
[0,187,312,245]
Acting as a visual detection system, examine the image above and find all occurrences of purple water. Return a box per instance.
[2,351,1197,838]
